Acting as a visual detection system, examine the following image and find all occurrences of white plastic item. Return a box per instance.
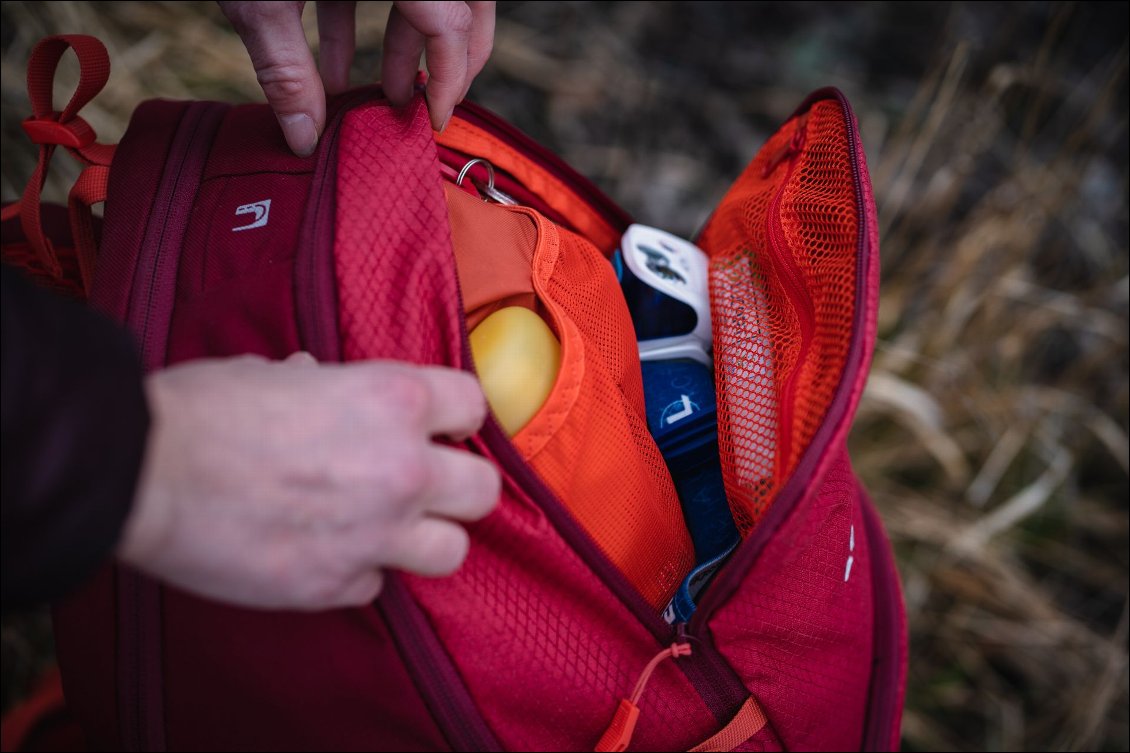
[620,223,713,365]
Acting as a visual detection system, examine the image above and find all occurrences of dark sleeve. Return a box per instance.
[2,263,150,611]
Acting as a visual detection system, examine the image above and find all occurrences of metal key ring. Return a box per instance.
[456,157,496,196]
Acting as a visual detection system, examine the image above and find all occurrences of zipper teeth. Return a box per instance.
[861,492,905,751]
[121,100,228,752]
[452,111,672,642]
[478,395,668,636]
[321,96,499,750]
[135,104,211,369]
[843,99,906,750]
[690,130,814,631]
[765,140,816,477]
[300,89,375,360]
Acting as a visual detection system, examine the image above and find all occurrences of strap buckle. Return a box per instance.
[21,113,96,149]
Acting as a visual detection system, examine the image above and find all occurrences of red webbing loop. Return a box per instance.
[26,34,110,122]
[11,35,116,291]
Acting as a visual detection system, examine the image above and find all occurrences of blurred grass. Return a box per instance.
[2,2,1127,751]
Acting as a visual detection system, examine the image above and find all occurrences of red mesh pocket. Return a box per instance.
[699,100,859,536]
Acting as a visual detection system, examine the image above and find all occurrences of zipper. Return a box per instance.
[860,489,907,751]
[595,640,694,752]
[764,117,814,484]
[296,87,382,361]
[839,94,906,750]
[118,99,229,752]
[127,101,228,370]
[688,114,814,632]
[446,101,684,643]
[378,576,501,750]
[304,91,500,749]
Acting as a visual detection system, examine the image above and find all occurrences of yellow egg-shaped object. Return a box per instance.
[469,306,562,436]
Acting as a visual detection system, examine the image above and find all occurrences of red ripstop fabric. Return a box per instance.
[1,34,907,753]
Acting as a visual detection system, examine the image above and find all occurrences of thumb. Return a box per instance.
[284,351,318,367]
[221,1,325,157]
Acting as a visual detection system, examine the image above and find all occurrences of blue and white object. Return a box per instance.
[613,225,743,622]
[614,224,713,366]
[639,358,741,624]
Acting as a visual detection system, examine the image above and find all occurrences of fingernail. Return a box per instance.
[279,113,318,157]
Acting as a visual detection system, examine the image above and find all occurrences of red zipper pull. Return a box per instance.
[594,642,693,752]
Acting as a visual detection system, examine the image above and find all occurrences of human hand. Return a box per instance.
[218,1,496,156]
[117,353,500,610]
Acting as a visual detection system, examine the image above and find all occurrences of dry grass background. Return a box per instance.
[2,2,1127,751]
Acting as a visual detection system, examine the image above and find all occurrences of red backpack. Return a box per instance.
[3,35,907,752]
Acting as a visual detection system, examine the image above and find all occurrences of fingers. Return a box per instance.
[284,351,318,366]
[362,363,488,441]
[220,1,326,157]
[363,448,496,578]
[416,367,490,440]
[462,2,495,103]
[385,1,495,131]
[224,0,495,151]
[332,568,385,608]
[316,1,358,96]
[419,444,500,522]
[381,3,427,108]
[414,3,471,131]
[387,518,472,577]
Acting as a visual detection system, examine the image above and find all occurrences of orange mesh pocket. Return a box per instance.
[699,99,859,536]
[447,187,694,610]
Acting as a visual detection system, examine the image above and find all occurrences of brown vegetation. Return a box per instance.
[3,3,1126,750]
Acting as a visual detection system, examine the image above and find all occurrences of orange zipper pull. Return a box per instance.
[594,642,693,752]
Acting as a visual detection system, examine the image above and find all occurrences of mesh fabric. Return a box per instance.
[700,100,859,536]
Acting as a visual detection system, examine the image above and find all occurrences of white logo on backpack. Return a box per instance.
[232,199,271,231]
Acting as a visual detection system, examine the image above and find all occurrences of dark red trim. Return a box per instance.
[295,88,381,361]
[860,488,907,751]
[113,99,229,753]
[377,578,499,751]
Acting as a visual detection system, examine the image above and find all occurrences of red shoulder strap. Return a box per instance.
[2,35,116,293]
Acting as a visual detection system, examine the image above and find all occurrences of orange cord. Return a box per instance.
[594,642,692,752]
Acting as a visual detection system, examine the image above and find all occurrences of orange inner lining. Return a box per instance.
[442,145,694,610]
